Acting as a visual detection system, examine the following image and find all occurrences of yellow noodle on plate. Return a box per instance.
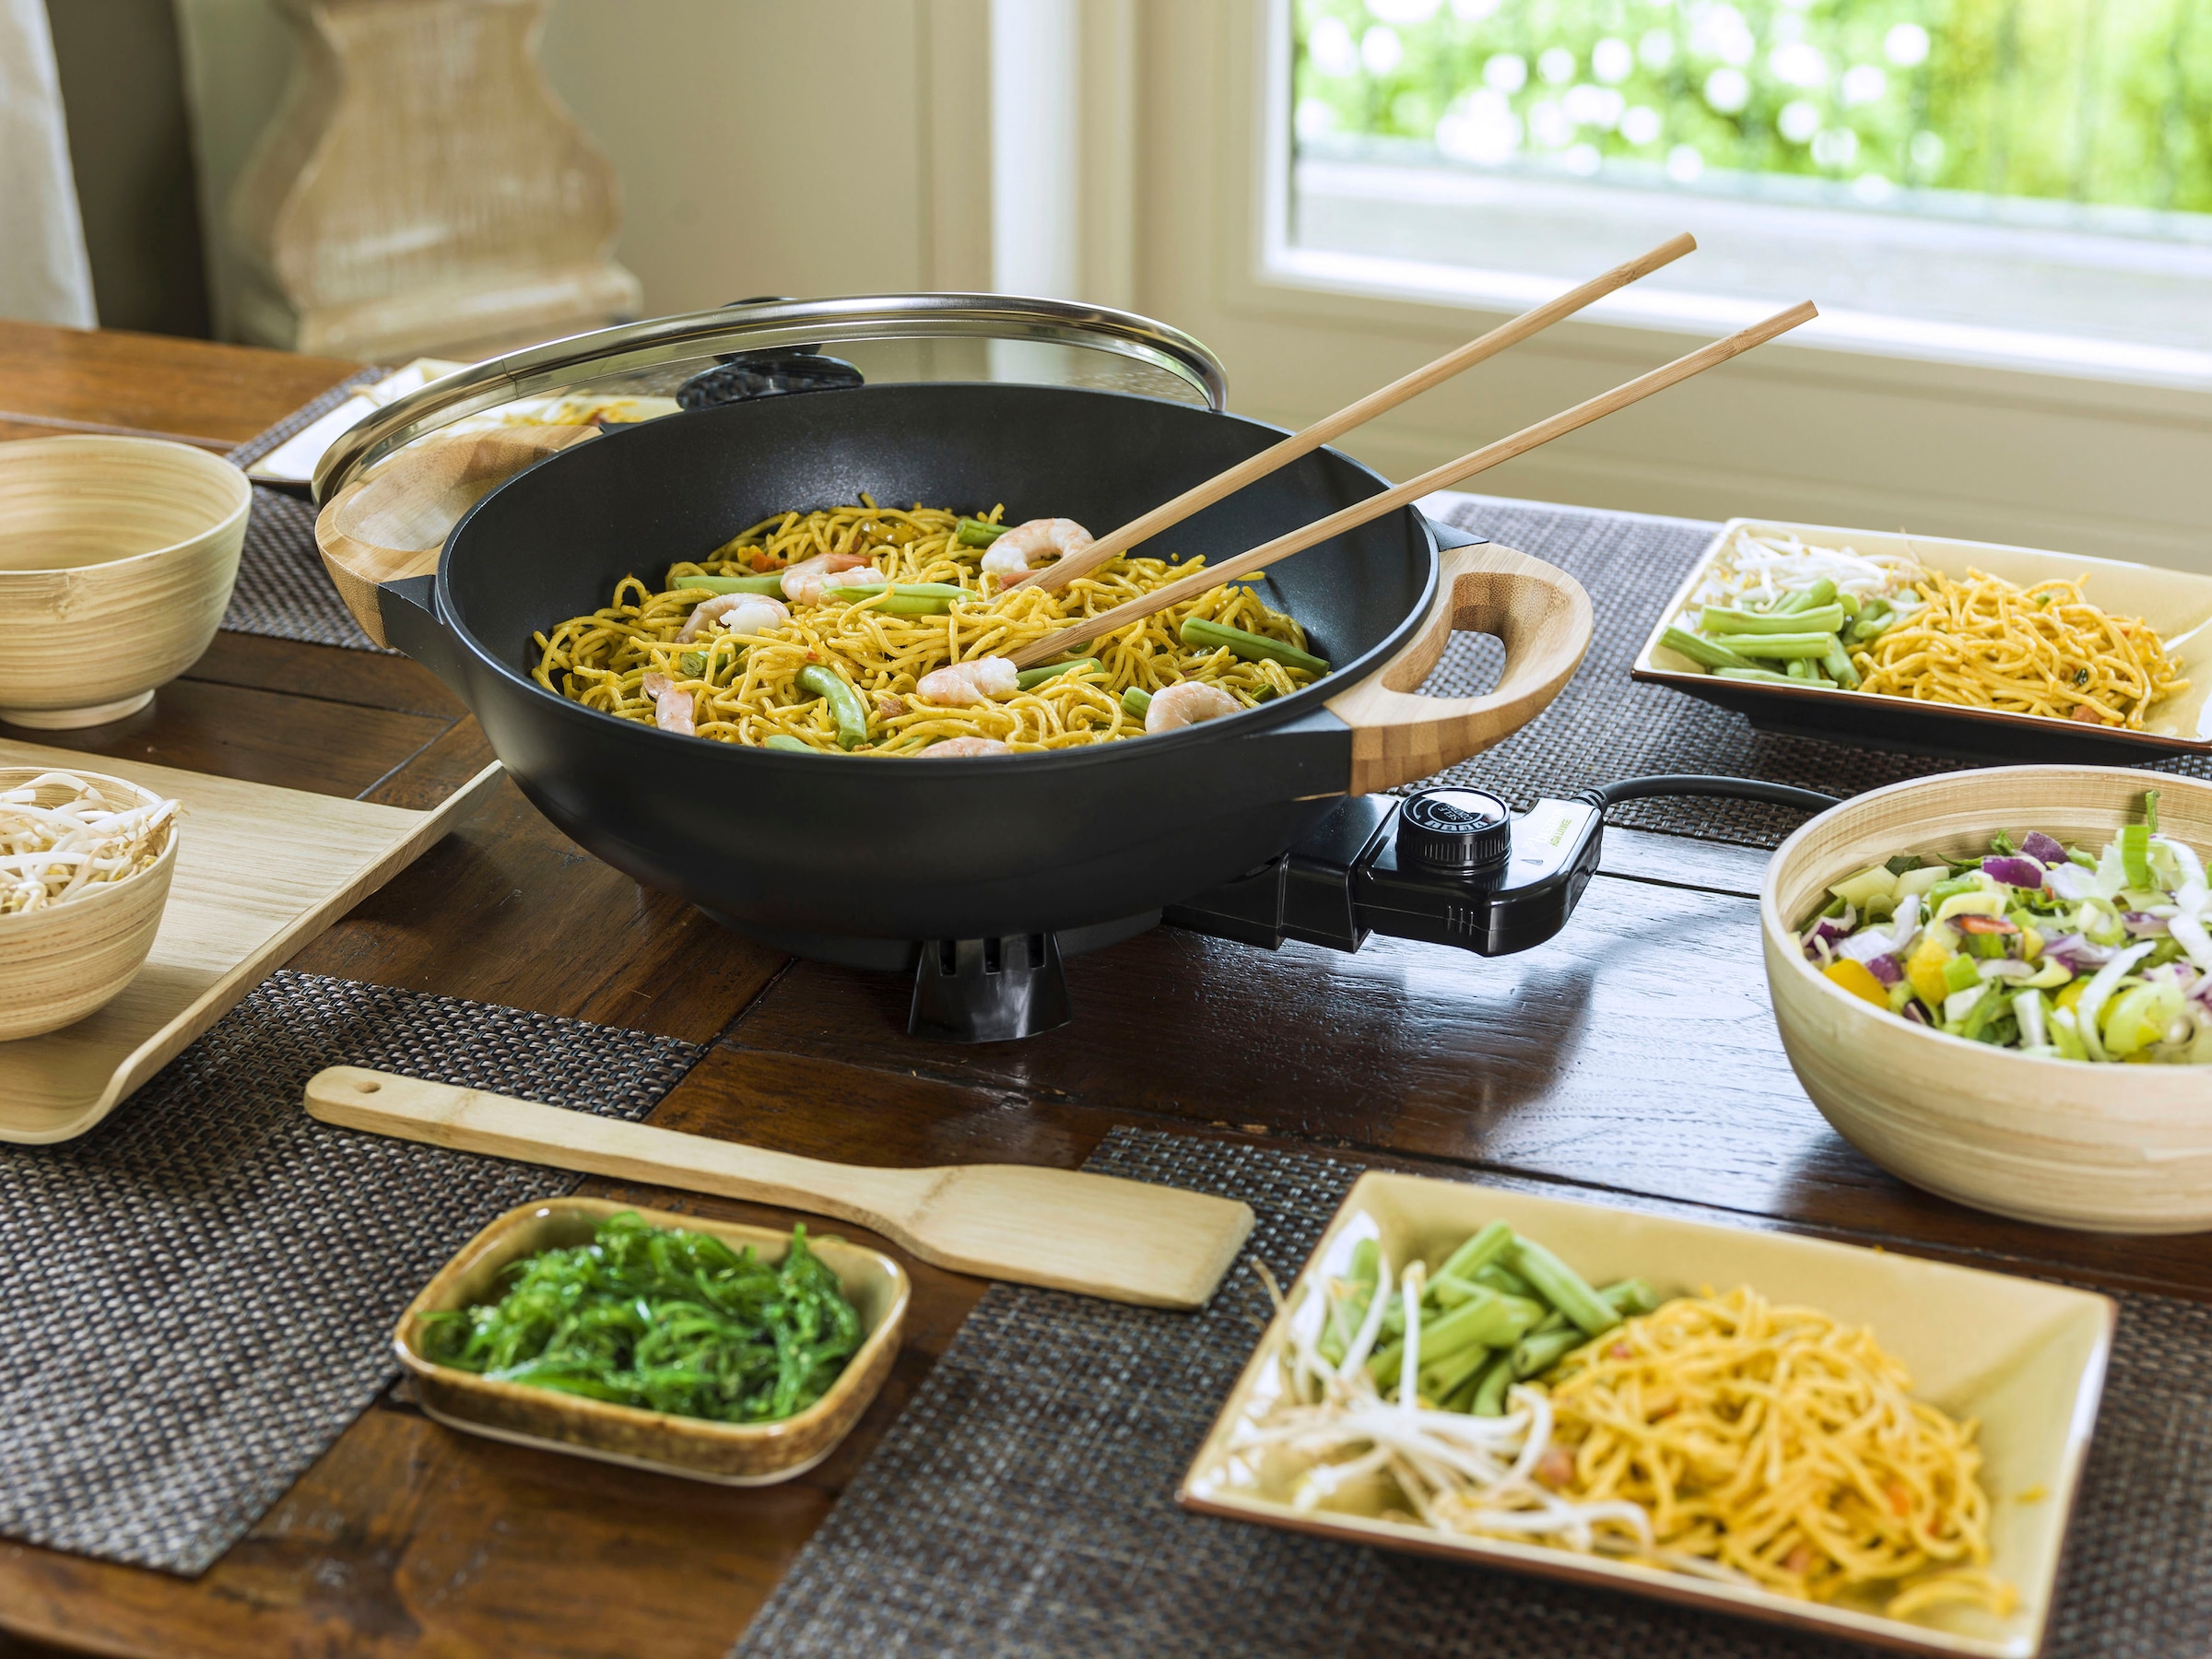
[531,500,1320,752]
[1547,1287,2015,1619]
[1854,567,2185,731]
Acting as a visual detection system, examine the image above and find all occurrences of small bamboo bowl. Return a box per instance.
[1764,766,2212,1233]
[0,435,253,729]
[394,1197,909,1484]
[0,769,178,1041]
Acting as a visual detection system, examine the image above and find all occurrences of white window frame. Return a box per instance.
[1256,0,2212,394]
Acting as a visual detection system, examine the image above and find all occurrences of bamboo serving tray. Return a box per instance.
[0,738,500,1144]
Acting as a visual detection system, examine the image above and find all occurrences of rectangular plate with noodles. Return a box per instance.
[1630,518,2212,764]
[1178,1172,2112,1658]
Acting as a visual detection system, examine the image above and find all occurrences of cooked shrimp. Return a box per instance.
[922,736,1013,757]
[781,550,881,605]
[676,593,789,642]
[914,656,1019,707]
[640,671,695,735]
[1144,680,1241,732]
[981,517,1092,582]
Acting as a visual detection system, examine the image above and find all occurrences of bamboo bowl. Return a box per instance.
[0,769,178,1041]
[0,435,253,728]
[1763,766,2212,1233]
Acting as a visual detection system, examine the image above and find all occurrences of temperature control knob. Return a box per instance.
[1395,788,1512,873]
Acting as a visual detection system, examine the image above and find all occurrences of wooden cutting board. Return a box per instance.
[0,738,500,1144]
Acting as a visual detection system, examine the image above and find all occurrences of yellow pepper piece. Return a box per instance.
[2054,977,2088,1014]
[2019,925,2041,961]
[1906,938,1953,1008]
[1824,959,1889,1007]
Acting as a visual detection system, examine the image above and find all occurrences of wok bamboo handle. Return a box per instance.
[313,425,597,645]
[1324,542,1593,794]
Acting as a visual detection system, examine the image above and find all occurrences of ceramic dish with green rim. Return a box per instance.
[394,1196,908,1485]
[1179,1171,2112,1658]
[1631,517,2212,765]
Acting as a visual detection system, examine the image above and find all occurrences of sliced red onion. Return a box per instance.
[1900,1000,1930,1025]
[1800,910,1856,961]
[2124,912,2171,938]
[1864,953,1902,985]
[2040,931,2115,971]
[2020,830,2068,866]
[1983,854,2047,888]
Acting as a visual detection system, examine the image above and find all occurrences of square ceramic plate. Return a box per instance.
[394,1197,909,1486]
[1179,1172,2112,1657]
[1630,518,2212,764]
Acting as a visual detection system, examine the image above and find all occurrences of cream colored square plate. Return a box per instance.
[1630,518,2212,763]
[1179,1171,2113,1657]
[0,738,500,1143]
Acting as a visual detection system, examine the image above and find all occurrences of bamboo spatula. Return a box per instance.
[305,1066,1255,1309]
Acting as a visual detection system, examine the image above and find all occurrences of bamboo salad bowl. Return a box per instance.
[1764,766,2212,1233]
[0,435,253,729]
[0,769,179,1041]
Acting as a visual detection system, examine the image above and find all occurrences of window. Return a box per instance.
[1276,0,2212,384]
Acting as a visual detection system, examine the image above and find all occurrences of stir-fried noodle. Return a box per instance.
[532,500,1321,753]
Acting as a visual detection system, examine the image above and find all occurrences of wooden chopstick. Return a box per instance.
[1005,300,1818,670]
[1004,232,1699,594]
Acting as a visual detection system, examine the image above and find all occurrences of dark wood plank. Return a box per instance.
[185,632,463,721]
[0,320,358,448]
[0,678,448,799]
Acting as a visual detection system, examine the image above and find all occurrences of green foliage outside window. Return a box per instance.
[1295,0,2212,217]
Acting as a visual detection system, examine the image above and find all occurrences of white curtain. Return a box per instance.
[0,0,95,326]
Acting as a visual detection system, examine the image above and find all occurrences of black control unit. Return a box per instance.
[1164,787,1606,959]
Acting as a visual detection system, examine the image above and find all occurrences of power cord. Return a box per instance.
[1577,773,1841,817]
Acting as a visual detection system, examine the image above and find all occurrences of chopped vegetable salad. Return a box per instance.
[1801,791,2211,1064]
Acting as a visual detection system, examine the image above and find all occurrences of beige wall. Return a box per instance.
[176,0,991,337]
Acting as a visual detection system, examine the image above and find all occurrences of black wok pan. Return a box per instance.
[314,297,1592,966]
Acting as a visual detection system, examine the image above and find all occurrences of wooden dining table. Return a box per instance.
[0,318,2204,1659]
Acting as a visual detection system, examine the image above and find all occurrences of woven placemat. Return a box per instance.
[0,968,700,1576]
[735,1128,2209,1659]
[220,369,392,652]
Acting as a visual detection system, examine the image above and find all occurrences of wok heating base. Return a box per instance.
[698,787,1609,1043]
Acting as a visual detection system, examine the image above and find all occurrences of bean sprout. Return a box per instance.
[0,772,177,914]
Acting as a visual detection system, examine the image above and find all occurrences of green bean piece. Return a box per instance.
[1507,1237,1620,1336]
[1015,657,1101,690]
[1706,631,1841,660]
[1178,617,1330,677]
[1471,1263,1535,1299]
[1369,1289,1543,1383]
[1785,658,1813,682]
[797,665,870,750]
[669,572,786,596]
[1822,641,1862,688]
[1772,578,1837,613]
[1659,625,1756,673]
[830,581,969,617]
[1510,1324,1588,1380]
[1436,1219,1516,1284]
[1468,1351,1516,1416]
[678,651,709,679]
[1122,686,1152,717]
[957,517,1006,546]
[1599,1277,1662,1317]
[1317,1240,1381,1365]
[1713,666,1798,685]
[1441,1363,1488,1415]
[1698,603,1845,636]
[1837,591,1862,618]
[1427,1272,1495,1309]
[1418,1337,1498,1403]
[763,735,814,753]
